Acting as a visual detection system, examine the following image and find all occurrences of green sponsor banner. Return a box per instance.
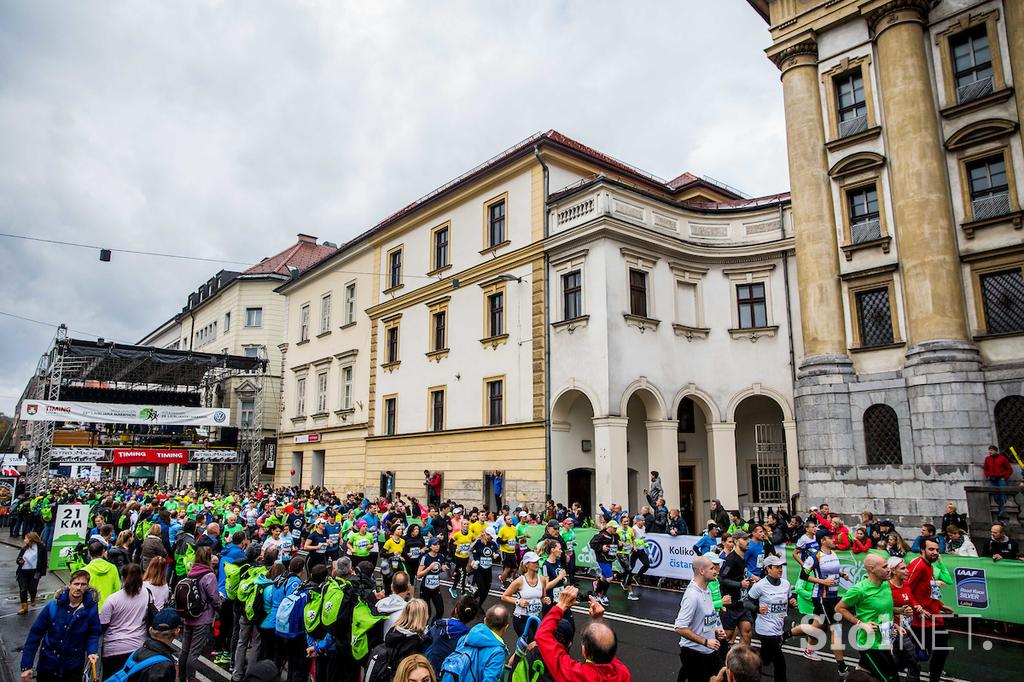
[49,503,90,571]
[785,547,1024,625]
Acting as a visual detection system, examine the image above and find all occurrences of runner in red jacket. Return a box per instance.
[536,586,631,682]
[906,538,955,682]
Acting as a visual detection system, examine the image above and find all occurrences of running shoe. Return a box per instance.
[837,662,850,680]
[802,648,821,661]
[626,591,639,601]
[448,586,458,599]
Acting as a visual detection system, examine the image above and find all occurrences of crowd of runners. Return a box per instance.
[4,473,1013,682]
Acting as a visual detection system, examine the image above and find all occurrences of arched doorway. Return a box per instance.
[551,388,597,518]
[995,395,1024,455]
[620,383,666,515]
[733,395,786,514]
[676,395,713,532]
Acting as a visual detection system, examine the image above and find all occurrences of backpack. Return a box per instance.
[303,577,351,639]
[362,642,396,682]
[440,648,479,682]
[174,575,206,619]
[136,520,153,542]
[275,585,310,639]
[175,542,196,577]
[225,561,250,601]
[105,654,172,682]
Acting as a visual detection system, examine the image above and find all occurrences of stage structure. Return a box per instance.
[21,325,269,493]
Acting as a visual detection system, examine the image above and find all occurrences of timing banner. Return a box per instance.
[111,448,188,465]
[20,400,230,426]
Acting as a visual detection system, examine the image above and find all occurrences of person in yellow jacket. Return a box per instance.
[82,543,121,610]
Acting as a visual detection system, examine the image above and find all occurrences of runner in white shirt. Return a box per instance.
[673,554,726,682]
[747,555,800,682]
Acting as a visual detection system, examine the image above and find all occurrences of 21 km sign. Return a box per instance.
[49,504,89,570]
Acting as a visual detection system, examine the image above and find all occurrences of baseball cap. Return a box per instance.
[606,520,619,529]
[151,607,182,632]
[428,535,441,546]
[547,520,559,528]
[732,530,751,540]
[522,551,541,564]
[518,511,528,518]
[555,618,576,646]
[561,519,574,526]
[705,553,723,565]
[762,555,785,567]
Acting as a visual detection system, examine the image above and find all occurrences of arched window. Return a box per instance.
[864,404,902,465]
[995,396,1024,455]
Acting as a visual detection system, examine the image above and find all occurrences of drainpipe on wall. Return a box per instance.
[534,146,552,503]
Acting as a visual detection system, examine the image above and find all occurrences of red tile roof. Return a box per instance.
[245,234,337,276]
[667,172,700,189]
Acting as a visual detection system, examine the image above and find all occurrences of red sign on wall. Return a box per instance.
[111,449,189,465]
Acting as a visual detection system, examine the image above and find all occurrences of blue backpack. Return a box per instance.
[440,648,479,682]
[106,654,171,682]
[275,586,310,639]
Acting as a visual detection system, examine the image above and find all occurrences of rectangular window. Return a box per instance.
[341,366,353,409]
[855,287,895,347]
[384,397,397,435]
[320,294,331,333]
[243,345,259,358]
[388,249,403,289]
[316,370,329,413]
[430,389,445,432]
[486,379,504,426]
[223,311,231,332]
[239,399,254,428]
[487,292,504,337]
[980,269,1024,335]
[432,310,447,351]
[629,269,648,317]
[834,70,867,137]
[296,377,307,416]
[488,199,506,247]
[736,283,768,329]
[562,270,582,320]
[847,185,881,243]
[433,225,449,270]
[345,283,357,324]
[245,307,263,328]
[675,281,697,327]
[952,26,993,102]
[386,325,399,364]
[300,304,310,342]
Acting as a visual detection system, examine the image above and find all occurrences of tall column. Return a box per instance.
[1003,0,1024,146]
[867,1,968,346]
[645,420,681,510]
[592,417,629,509]
[782,420,800,502]
[770,39,847,361]
[706,422,739,510]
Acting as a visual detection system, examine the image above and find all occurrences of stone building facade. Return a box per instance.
[749,0,1024,526]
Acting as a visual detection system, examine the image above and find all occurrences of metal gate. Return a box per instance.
[754,423,787,504]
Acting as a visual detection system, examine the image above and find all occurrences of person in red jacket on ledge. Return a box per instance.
[536,585,631,682]
[983,445,1014,520]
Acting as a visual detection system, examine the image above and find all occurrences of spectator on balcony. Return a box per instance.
[983,445,1014,520]
[980,523,1020,561]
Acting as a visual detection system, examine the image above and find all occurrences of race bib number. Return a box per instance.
[767,602,787,615]
[526,600,542,615]
[409,547,421,559]
[702,613,722,633]
[518,540,528,550]
[879,621,893,648]
[425,574,440,590]
[930,580,942,600]
[458,543,470,555]
[480,557,492,569]
[756,554,765,568]
[357,538,370,550]
[328,533,339,545]
[291,529,301,540]
[390,558,402,570]
[552,586,563,601]
[609,544,618,555]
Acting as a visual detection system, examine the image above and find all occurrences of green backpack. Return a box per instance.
[303,577,351,638]
[175,543,196,577]
[351,599,388,660]
[237,566,269,620]
[225,561,250,601]
[136,520,154,542]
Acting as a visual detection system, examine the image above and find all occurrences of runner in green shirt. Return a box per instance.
[836,554,899,682]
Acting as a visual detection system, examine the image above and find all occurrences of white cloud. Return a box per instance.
[0,0,786,414]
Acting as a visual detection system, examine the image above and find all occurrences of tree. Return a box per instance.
[0,412,13,452]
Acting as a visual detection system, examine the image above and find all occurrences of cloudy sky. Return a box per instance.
[0,1,786,416]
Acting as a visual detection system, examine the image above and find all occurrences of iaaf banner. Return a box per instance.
[20,400,230,426]
[111,448,188,465]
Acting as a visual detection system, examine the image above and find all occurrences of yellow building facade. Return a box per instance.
[750,0,1024,525]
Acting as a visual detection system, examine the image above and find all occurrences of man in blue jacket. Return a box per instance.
[442,604,509,682]
[21,570,101,682]
[214,531,249,664]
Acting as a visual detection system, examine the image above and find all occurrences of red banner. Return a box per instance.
[111,448,188,465]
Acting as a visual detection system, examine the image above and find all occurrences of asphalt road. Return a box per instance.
[0,539,1019,682]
